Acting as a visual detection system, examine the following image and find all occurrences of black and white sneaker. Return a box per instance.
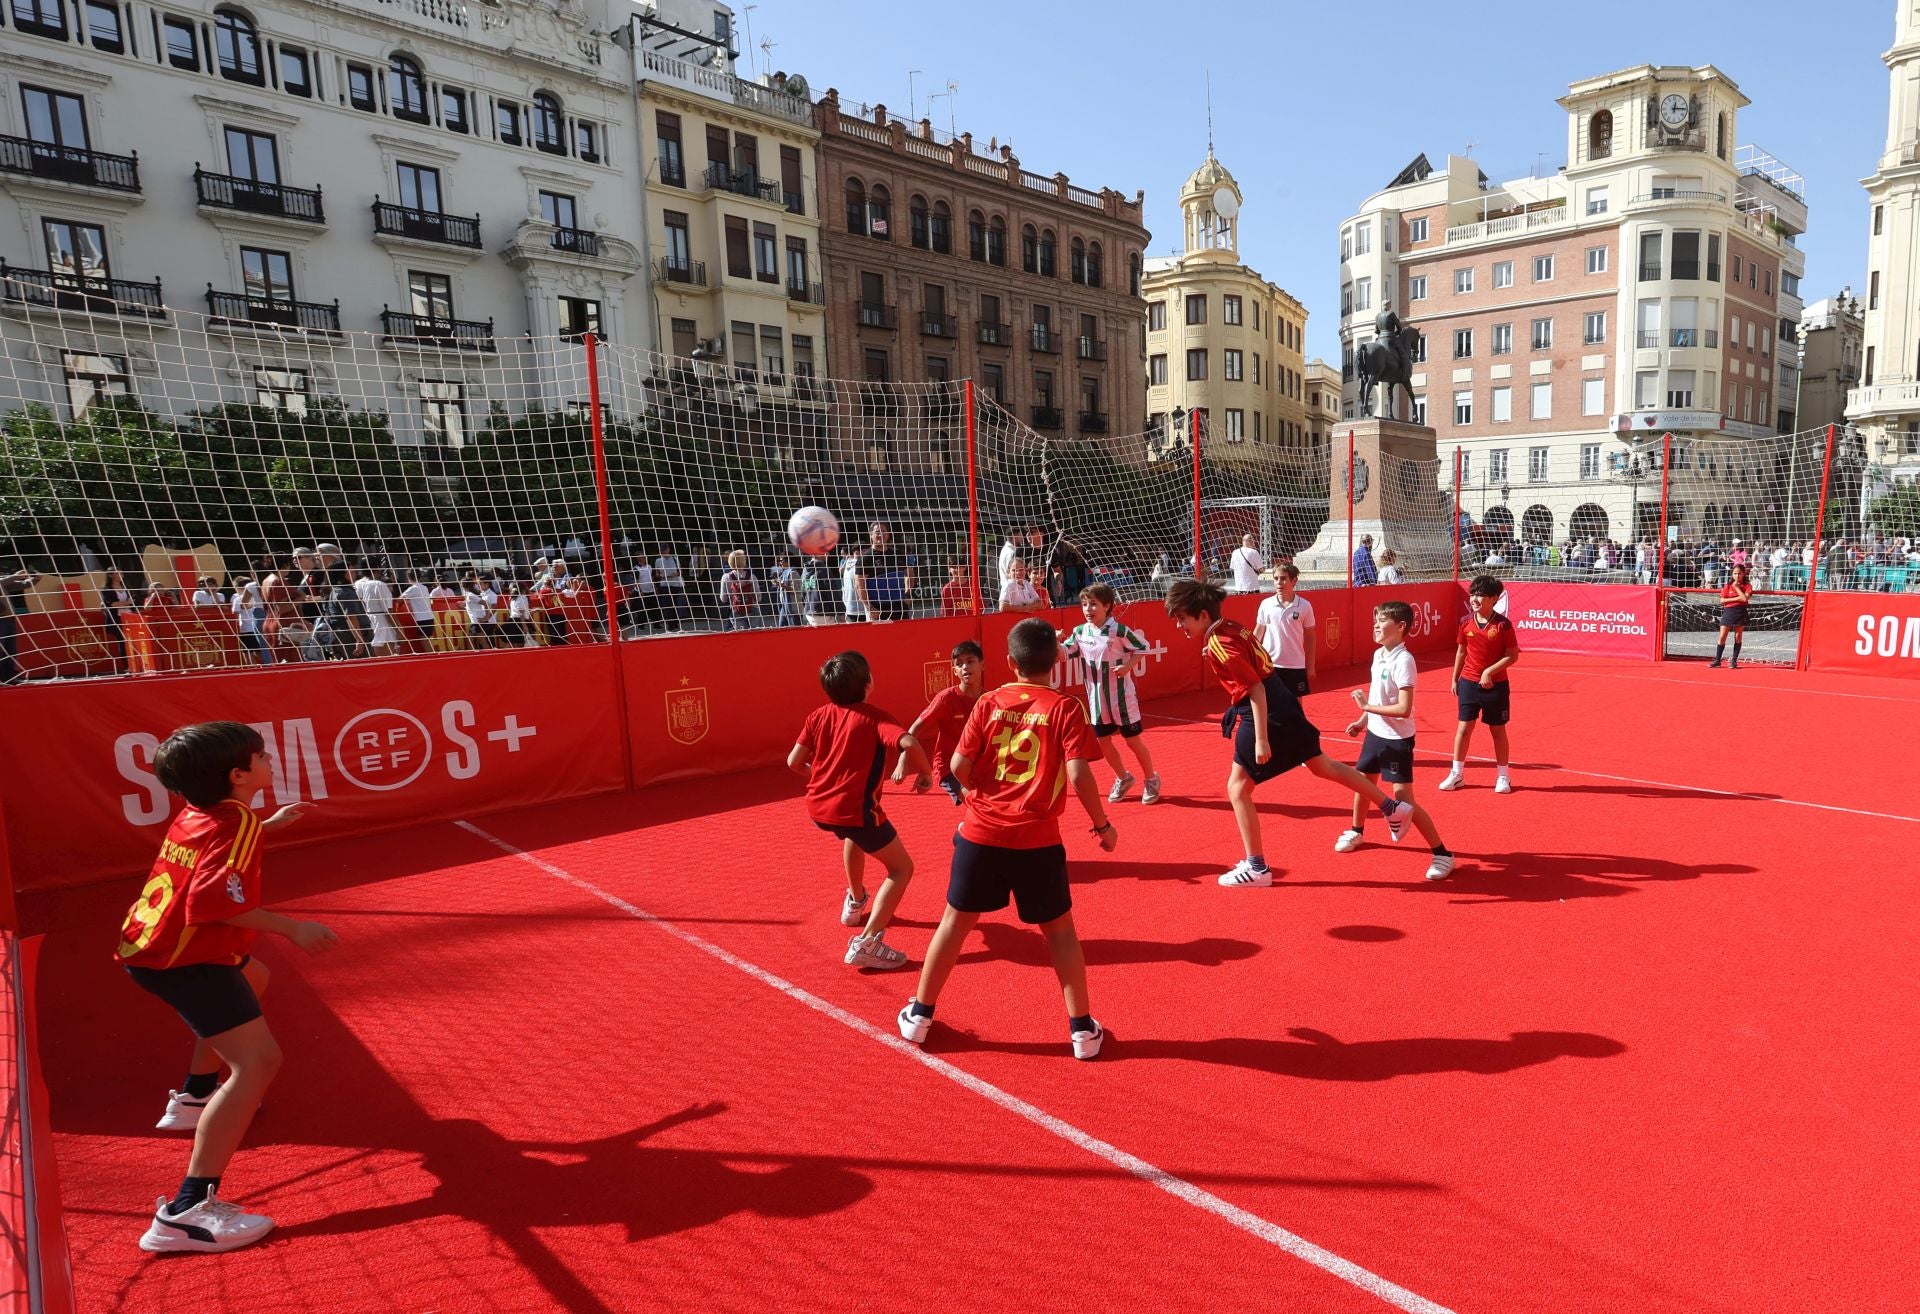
[1071,1020,1105,1061]
[138,1191,274,1253]
[1382,799,1409,843]
[154,1089,213,1132]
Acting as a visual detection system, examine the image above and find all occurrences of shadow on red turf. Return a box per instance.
[955,923,1261,968]
[1268,850,1757,903]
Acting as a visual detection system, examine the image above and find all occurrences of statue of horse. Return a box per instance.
[1355,316,1422,420]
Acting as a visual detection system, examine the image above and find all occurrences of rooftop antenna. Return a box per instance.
[758,35,775,77]
[908,69,922,120]
[1206,71,1215,158]
[739,4,755,71]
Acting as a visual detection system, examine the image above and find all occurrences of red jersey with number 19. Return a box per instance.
[955,683,1098,849]
[116,801,264,969]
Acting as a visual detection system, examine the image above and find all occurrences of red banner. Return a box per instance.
[1495,581,1659,661]
[0,645,625,892]
[1801,591,1920,680]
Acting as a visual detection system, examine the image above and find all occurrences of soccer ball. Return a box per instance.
[787,505,840,556]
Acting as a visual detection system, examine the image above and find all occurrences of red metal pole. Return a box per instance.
[964,380,981,615]
[1807,422,1838,596]
[1451,446,1463,583]
[1345,429,1356,589]
[1655,431,1673,587]
[1191,408,1203,578]
[584,333,635,790]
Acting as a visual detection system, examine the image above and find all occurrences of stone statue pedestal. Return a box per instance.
[1297,417,1454,580]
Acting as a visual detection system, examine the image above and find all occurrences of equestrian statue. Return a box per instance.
[1354,308,1424,420]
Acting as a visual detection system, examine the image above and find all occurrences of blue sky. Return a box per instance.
[752,0,1893,361]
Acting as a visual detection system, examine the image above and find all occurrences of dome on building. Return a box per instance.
[1183,150,1238,197]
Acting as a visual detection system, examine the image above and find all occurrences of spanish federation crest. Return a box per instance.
[665,686,710,745]
[1324,614,1342,651]
[922,659,950,701]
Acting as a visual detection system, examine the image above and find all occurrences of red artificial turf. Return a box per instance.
[29,654,1920,1313]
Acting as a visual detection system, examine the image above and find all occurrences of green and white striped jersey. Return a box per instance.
[1063,617,1148,726]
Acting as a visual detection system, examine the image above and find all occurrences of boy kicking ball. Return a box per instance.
[897,640,985,805]
[897,619,1118,1060]
[1440,575,1521,793]
[1061,584,1163,805]
[789,651,935,970]
[1337,602,1456,880]
[1163,580,1411,888]
[117,721,338,1253]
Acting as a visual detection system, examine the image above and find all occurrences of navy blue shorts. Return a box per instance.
[125,957,260,1039]
[1355,732,1416,784]
[814,819,900,854]
[1457,677,1512,726]
[948,835,1071,925]
[1094,720,1143,739]
[1275,667,1310,699]
[1222,674,1323,784]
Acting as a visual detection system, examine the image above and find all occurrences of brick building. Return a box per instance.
[813,89,1149,468]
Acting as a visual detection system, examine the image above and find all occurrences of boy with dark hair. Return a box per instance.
[898,640,985,805]
[1338,602,1455,879]
[1163,579,1409,887]
[897,618,1118,1060]
[790,651,935,970]
[117,721,337,1252]
[1440,575,1521,793]
[1061,583,1162,804]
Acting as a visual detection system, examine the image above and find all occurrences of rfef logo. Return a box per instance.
[334,708,432,791]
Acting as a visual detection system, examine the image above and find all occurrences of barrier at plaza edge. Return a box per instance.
[0,644,626,893]
[1799,590,1920,680]
[1493,581,1661,661]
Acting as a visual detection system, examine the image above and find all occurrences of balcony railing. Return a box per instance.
[371,200,481,248]
[703,161,780,203]
[1031,405,1063,429]
[655,258,707,287]
[1704,329,1719,348]
[206,289,340,333]
[1077,336,1108,361]
[978,321,1012,346]
[194,168,323,222]
[857,303,897,329]
[1030,325,1060,354]
[1078,411,1110,433]
[380,308,496,351]
[1671,328,1699,348]
[921,315,956,338]
[786,280,824,304]
[1636,331,1660,348]
[1638,263,1663,281]
[0,262,163,315]
[1628,189,1727,208]
[0,136,141,192]
[784,189,804,216]
[550,227,599,256]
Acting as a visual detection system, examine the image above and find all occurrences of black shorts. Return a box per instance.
[1355,732,1416,784]
[814,819,900,854]
[1094,720,1143,739]
[948,835,1071,925]
[1276,668,1310,699]
[1457,677,1512,727]
[125,958,260,1039]
[1720,605,1749,629]
[1222,674,1323,784]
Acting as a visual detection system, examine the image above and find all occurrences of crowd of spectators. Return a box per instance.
[1463,532,1920,591]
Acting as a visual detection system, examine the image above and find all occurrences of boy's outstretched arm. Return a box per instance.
[225,907,337,954]
[897,733,933,792]
[1065,760,1118,851]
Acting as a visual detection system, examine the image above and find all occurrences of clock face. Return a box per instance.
[1660,94,1690,129]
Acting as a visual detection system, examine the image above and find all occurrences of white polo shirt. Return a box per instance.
[1254,592,1316,668]
[1367,643,1418,740]
[1229,545,1265,592]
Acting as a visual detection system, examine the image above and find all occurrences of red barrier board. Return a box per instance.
[1495,582,1659,661]
[1801,591,1920,680]
[122,605,244,674]
[0,645,626,892]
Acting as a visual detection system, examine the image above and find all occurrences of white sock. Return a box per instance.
[1496,764,1510,777]
[1449,760,1465,773]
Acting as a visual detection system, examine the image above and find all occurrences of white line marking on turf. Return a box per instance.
[455,819,1455,1314]
[1539,766,1920,825]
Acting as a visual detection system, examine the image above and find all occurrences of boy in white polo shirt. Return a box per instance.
[1338,600,1454,880]
[1252,563,1316,697]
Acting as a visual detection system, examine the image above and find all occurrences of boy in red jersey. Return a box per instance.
[897,618,1119,1060]
[896,639,984,805]
[1439,575,1522,793]
[117,721,337,1253]
[789,651,934,970]
[1164,580,1410,887]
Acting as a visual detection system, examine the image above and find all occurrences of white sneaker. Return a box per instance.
[1141,773,1163,805]
[1333,829,1364,853]
[1425,852,1457,881]
[845,934,909,970]
[1494,773,1513,794]
[839,891,871,928]
[897,1003,931,1045]
[1107,773,1135,804]
[1217,860,1274,888]
[1382,800,1409,844]
[1071,1020,1105,1061]
[138,1192,275,1253]
[155,1089,213,1132]
[1437,770,1465,792]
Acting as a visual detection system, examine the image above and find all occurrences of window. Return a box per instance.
[1761,327,1771,358]
[1666,370,1695,408]
[238,246,292,301]
[1022,224,1039,274]
[1782,270,1800,297]
[1253,412,1262,443]
[1707,234,1721,281]
[388,55,427,122]
[63,351,128,417]
[1731,253,1743,284]
[1070,236,1087,282]
[1489,449,1510,482]
[532,91,563,153]
[1353,277,1371,311]
[760,325,784,382]
[420,380,467,449]
[662,211,690,271]
[1491,323,1513,355]
[1588,109,1613,160]
[1870,271,1881,310]
[1672,231,1701,281]
[1493,261,1514,289]
[908,194,930,249]
[1352,222,1371,255]
[1455,267,1475,293]
[1342,284,1352,316]
[969,209,986,260]
[1586,246,1608,275]
[669,317,696,360]
[982,362,1004,402]
[730,321,756,382]
[1491,386,1513,423]
[225,127,278,182]
[1149,301,1166,331]
[163,15,198,70]
[868,184,890,239]
[657,112,684,186]
[724,215,750,279]
[1149,354,1168,386]
[1586,186,1609,216]
[1530,382,1552,420]
[347,63,376,112]
[1864,346,1875,385]
[1340,228,1352,261]
[988,216,1007,266]
[85,0,120,50]
[1186,295,1207,325]
[1039,228,1057,277]
[1408,275,1428,301]
[43,218,107,281]
[558,296,600,341]
[1584,311,1606,344]
[1453,390,1472,426]
[1186,348,1207,381]
[930,201,951,254]
[215,9,262,83]
[1729,312,1741,348]
[785,237,808,293]
[1453,328,1473,358]
[753,222,777,282]
[1225,409,1245,442]
[1582,378,1605,415]
[22,86,88,153]
[537,190,576,231]
[862,347,890,383]
[1251,354,1261,384]
[1763,269,1772,296]
[396,162,441,212]
[254,367,308,416]
[577,122,598,163]
[496,100,522,145]
[1528,447,1549,481]
[1533,255,1555,283]
[1531,317,1553,351]
[1638,231,1662,280]
[1224,294,1243,325]
[441,87,467,132]
[1579,444,1601,479]
[1635,370,1658,408]
[408,270,452,320]
[1407,216,1429,243]
[1224,349,1244,381]
[11,0,66,38]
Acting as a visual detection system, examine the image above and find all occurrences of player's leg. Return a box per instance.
[1218,762,1274,886]
[1337,772,1375,852]
[858,837,914,939]
[1711,623,1731,666]
[1124,729,1157,779]
[1392,782,1444,847]
[1488,722,1513,791]
[1098,734,1127,780]
[838,839,871,928]
[1306,754,1410,840]
[1730,624,1745,668]
[900,904,979,1034]
[1443,692,1477,789]
[1039,910,1097,1053]
[161,958,270,1133]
